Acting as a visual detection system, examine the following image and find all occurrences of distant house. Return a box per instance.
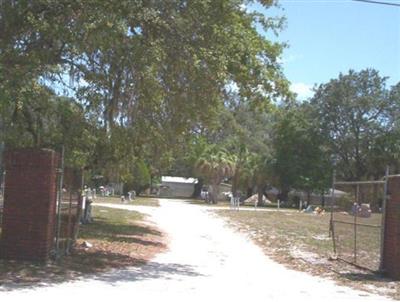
[159,176,198,198]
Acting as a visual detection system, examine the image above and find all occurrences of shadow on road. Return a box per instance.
[0,258,204,292]
[95,261,205,284]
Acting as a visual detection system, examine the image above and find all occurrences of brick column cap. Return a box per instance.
[4,148,60,169]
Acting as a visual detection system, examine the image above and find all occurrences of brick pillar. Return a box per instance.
[383,176,400,279]
[0,148,59,261]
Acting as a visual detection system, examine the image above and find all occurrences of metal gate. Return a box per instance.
[54,150,83,258]
[330,170,388,271]
[0,145,4,237]
[0,173,3,234]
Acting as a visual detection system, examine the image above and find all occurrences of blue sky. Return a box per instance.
[254,0,400,99]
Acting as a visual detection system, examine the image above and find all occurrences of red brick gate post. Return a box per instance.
[383,176,400,279]
[0,148,59,261]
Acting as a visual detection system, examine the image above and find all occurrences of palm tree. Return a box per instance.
[231,150,275,204]
[231,145,251,196]
[195,146,236,203]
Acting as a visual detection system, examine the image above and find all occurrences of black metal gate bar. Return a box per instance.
[54,147,65,258]
[329,171,337,255]
[66,190,73,254]
[379,167,389,271]
[0,144,4,240]
[332,220,381,227]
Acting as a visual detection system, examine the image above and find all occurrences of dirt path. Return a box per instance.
[0,199,395,301]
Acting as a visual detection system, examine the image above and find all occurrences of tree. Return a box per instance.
[250,153,276,205]
[273,103,331,201]
[166,135,210,197]
[200,92,278,198]
[1,0,290,181]
[195,146,236,203]
[3,89,96,168]
[310,69,394,180]
[123,159,151,195]
[381,82,400,173]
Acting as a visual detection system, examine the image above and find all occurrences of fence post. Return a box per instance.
[354,184,359,264]
[329,170,337,255]
[382,175,400,279]
[379,166,389,271]
[55,146,65,258]
[0,142,4,198]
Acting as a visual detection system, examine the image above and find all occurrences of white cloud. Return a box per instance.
[290,82,314,100]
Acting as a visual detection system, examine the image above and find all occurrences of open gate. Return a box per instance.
[0,147,82,261]
[54,149,83,258]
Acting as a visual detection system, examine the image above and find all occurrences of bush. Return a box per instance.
[124,160,151,195]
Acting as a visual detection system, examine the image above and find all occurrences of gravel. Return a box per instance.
[0,199,394,302]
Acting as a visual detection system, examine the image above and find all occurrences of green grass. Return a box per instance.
[95,196,160,207]
[79,206,162,246]
[0,206,165,289]
[183,199,231,207]
[219,209,333,257]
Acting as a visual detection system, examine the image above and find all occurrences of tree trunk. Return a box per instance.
[210,182,219,204]
[232,169,239,196]
[192,178,203,198]
[279,189,289,203]
[257,186,265,206]
[246,186,253,198]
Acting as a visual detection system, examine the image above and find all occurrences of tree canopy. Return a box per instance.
[1,2,399,202]
[310,69,397,180]
[1,0,289,184]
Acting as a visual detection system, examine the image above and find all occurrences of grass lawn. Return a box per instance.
[0,205,166,289]
[183,199,231,207]
[95,196,160,207]
[217,209,399,299]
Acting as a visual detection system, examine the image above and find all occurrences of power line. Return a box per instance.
[353,0,400,7]
[279,0,400,5]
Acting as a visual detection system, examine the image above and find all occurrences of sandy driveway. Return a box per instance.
[0,199,395,301]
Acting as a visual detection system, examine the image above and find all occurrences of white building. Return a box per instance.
[159,176,198,198]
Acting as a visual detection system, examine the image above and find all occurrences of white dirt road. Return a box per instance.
[0,199,395,301]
